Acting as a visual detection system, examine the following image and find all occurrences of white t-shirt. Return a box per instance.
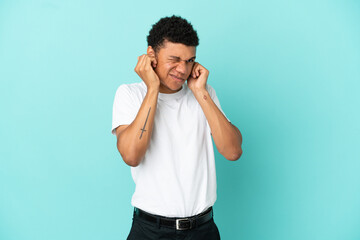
[111,81,229,217]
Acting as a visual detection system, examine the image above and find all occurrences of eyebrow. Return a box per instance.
[169,55,196,61]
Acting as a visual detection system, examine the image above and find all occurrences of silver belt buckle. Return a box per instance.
[176,218,190,230]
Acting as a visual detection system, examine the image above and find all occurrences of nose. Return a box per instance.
[175,61,187,74]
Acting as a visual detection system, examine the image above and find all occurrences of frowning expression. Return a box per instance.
[151,40,196,93]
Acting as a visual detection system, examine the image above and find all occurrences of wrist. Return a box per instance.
[193,88,209,100]
[192,87,208,95]
[147,84,160,93]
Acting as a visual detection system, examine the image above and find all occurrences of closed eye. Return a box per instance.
[168,56,196,64]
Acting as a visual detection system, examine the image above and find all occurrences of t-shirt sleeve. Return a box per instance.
[206,84,231,123]
[111,84,138,135]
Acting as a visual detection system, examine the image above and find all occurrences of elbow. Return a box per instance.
[117,145,143,167]
[223,147,243,161]
[124,158,141,167]
[120,152,142,167]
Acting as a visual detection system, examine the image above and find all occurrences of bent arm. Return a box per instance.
[194,89,243,161]
[115,88,159,167]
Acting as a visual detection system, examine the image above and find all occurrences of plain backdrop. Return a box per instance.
[1,0,359,239]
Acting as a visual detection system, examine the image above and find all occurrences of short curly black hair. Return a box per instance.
[147,15,199,52]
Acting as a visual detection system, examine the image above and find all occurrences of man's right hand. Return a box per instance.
[134,54,160,90]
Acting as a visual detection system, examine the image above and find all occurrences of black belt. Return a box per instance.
[133,206,214,230]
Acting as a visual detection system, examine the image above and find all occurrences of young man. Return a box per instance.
[112,15,242,240]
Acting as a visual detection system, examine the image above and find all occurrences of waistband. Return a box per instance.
[133,207,214,230]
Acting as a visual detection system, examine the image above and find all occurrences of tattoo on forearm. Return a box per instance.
[140,107,151,139]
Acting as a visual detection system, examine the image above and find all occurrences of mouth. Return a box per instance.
[170,74,185,82]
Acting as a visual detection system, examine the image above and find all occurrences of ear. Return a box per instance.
[147,46,155,56]
[147,46,157,68]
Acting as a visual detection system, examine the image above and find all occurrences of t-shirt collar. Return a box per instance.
[158,84,187,101]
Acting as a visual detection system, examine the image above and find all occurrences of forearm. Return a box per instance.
[193,89,242,160]
[117,87,159,166]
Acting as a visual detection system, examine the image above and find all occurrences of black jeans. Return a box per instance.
[126,209,221,240]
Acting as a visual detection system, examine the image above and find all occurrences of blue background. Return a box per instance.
[1,0,359,239]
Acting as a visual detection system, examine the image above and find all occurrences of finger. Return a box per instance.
[143,55,152,70]
[192,63,199,78]
[136,54,146,68]
[135,54,146,75]
[135,55,141,72]
[139,54,147,69]
[195,65,201,78]
[196,64,205,77]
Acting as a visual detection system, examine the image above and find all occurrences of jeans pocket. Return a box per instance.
[211,220,221,240]
[127,218,159,240]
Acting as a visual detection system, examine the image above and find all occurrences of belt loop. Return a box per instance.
[132,207,137,221]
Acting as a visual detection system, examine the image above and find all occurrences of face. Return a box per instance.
[150,40,196,93]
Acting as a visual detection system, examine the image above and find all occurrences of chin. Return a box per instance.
[169,84,183,91]
[160,77,185,93]
[160,82,183,93]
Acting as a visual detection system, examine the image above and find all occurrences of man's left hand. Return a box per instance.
[187,62,209,92]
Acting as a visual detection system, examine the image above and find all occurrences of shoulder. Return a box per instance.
[206,84,215,92]
[115,81,146,98]
[205,84,217,98]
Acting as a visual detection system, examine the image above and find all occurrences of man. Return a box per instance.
[112,15,242,240]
